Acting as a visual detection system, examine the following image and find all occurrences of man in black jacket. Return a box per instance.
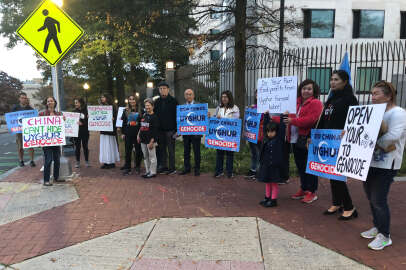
[11,92,36,167]
[154,82,178,175]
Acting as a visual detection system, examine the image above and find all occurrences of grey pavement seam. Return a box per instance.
[133,218,159,262]
[255,217,266,270]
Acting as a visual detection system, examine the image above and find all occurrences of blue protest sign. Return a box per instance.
[306,129,346,181]
[5,110,38,134]
[205,117,241,152]
[243,108,261,143]
[177,103,209,135]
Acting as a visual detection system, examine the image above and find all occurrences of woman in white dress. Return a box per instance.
[99,94,120,169]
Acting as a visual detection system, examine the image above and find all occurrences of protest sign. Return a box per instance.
[22,116,66,148]
[87,106,113,132]
[257,76,297,114]
[243,108,261,143]
[116,107,125,128]
[177,103,208,135]
[62,112,80,137]
[334,104,387,181]
[5,110,38,134]
[306,129,346,181]
[205,117,241,152]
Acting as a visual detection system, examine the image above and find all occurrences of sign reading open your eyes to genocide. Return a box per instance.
[62,111,80,137]
[205,117,242,152]
[177,104,209,135]
[306,129,346,181]
[334,104,387,181]
[22,116,66,148]
[5,110,38,134]
[257,76,297,114]
[243,108,261,143]
[87,106,113,132]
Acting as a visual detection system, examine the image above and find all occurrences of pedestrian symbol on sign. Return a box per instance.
[38,9,62,54]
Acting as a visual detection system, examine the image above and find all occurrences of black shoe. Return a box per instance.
[43,182,52,186]
[19,160,25,167]
[158,168,168,174]
[259,197,270,206]
[30,161,36,167]
[227,173,234,179]
[166,169,177,175]
[245,170,256,178]
[145,174,156,179]
[101,164,108,169]
[338,209,358,221]
[142,173,149,178]
[194,170,200,176]
[323,206,344,215]
[123,169,131,176]
[134,167,141,174]
[263,199,277,207]
[120,165,130,170]
[179,170,191,175]
[109,164,116,168]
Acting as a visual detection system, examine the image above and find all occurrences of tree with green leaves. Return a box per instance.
[0,71,22,113]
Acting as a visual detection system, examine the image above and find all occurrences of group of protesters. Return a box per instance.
[10,70,406,251]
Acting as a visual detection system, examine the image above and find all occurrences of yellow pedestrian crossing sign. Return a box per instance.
[16,0,84,66]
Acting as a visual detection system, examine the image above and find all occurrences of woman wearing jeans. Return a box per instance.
[213,91,240,178]
[361,81,406,250]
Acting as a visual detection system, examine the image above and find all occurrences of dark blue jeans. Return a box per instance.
[364,167,397,237]
[293,144,318,193]
[215,150,234,175]
[43,146,60,183]
[249,142,260,172]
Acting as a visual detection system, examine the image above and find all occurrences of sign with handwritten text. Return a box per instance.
[62,111,80,137]
[87,106,113,132]
[334,104,386,181]
[22,116,66,148]
[257,76,297,114]
[5,110,38,134]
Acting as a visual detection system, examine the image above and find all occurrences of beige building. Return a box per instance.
[22,78,42,110]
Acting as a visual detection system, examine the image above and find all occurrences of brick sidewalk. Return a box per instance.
[0,134,405,269]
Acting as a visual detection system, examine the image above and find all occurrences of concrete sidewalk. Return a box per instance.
[0,133,405,269]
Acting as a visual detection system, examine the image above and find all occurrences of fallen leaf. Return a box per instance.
[50,258,57,263]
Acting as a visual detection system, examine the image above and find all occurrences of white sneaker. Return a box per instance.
[361,227,378,239]
[368,233,392,250]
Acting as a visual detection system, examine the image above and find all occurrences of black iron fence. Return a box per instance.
[175,40,406,108]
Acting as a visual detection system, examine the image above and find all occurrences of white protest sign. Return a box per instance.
[62,112,80,137]
[257,76,297,114]
[88,105,113,132]
[334,104,387,181]
[116,107,125,128]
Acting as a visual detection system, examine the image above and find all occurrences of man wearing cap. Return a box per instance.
[154,82,179,175]
[179,89,201,176]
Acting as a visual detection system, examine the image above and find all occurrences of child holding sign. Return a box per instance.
[257,112,286,207]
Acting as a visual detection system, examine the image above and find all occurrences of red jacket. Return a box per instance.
[272,97,323,142]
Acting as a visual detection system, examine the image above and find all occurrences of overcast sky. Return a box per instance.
[0,14,41,82]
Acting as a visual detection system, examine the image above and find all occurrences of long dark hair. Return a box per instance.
[43,96,57,110]
[126,95,139,112]
[220,90,234,108]
[74,97,86,109]
[332,70,354,96]
[298,79,320,99]
[100,93,113,105]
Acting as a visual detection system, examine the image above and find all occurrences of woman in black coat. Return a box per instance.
[73,98,90,168]
[318,70,359,220]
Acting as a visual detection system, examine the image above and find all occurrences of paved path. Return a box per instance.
[0,134,405,269]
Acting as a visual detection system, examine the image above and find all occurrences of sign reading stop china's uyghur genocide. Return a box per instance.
[177,103,208,135]
[243,108,261,143]
[205,117,242,152]
[5,110,38,134]
[87,106,113,132]
[22,116,66,148]
[334,104,387,181]
[257,76,297,114]
[306,129,346,181]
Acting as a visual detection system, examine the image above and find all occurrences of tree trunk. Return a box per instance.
[104,52,114,98]
[234,0,247,121]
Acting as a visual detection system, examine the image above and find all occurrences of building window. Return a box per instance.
[356,67,382,92]
[210,50,220,61]
[401,12,406,39]
[307,67,332,93]
[210,29,220,35]
[353,10,385,38]
[303,9,335,38]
